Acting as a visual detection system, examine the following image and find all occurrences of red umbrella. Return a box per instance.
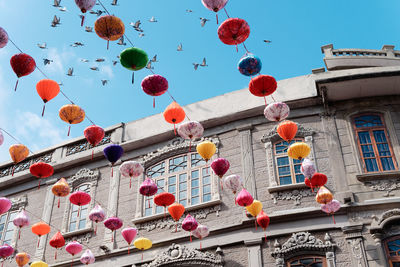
[84,125,105,159]
[69,191,91,217]
[256,210,270,241]
[49,231,65,260]
[30,162,54,189]
[218,18,250,52]
[154,192,175,217]
[248,75,277,105]
[10,53,36,91]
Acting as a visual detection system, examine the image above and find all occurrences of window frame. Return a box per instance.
[352,113,398,173]
[385,235,400,267]
[0,210,18,246]
[67,183,91,233]
[287,255,327,267]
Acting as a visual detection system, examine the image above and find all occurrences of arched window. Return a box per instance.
[274,139,305,185]
[0,211,17,245]
[68,184,90,232]
[144,152,212,216]
[287,256,327,267]
[385,236,400,266]
[352,114,397,172]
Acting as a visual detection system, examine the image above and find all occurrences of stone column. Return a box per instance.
[104,169,121,249]
[237,125,257,198]
[134,173,145,219]
[35,186,55,260]
[342,225,369,267]
[245,238,263,267]
[371,232,389,267]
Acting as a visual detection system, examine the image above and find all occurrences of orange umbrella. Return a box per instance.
[31,222,51,247]
[9,144,29,176]
[52,178,70,208]
[163,102,185,135]
[95,15,125,49]
[36,79,60,117]
[59,104,85,136]
[168,203,185,232]
[277,120,298,142]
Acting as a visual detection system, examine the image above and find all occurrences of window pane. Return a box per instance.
[361,144,375,158]
[203,194,211,202]
[169,156,187,173]
[80,208,88,219]
[180,199,187,207]
[191,188,199,197]
[278,166,291,176]
[358,131,372,144]
[296,174,305,183]
[147,162,165,178]
[191,170,199,179]
[280,176,292,185]
[191,153,206,167]
[157,179,165,193]
[78,220,86,230]
[168,185,176,193]
[203,175,211,185]
[191,179,199,188]
[387,239,400,254]
[144,208,152,216]
[354,115,383,128]
[191,196,199,205]
[69,222,76,232]
[168,176,176,185]
[202,167,211,176]
[277,157,289,166]
[155,206,163,214]
[179,191,187,200]
[71,211,78,222]
[203,184,211,194]
[179,173,187,183]
[365,158,379,172]
[0,214,6,224]
[180,182,187,191]
[381,157,395,171]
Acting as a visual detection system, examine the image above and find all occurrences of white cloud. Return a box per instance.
[100,65,114,79]
[45,47,76,75]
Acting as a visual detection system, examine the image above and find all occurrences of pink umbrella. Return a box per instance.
[13,209,30,239]
[121,227,138,254]
[139,178,158,208]
[66,241,83,266]
[104,217,123,242]
[141,74,169,108]
[0,130,4,146]
[236,188,254,208]
[201,0,229,24]
[177,121,204,152]
[263,102,290,122]
[0,198,11,215]
[119,161,144,189]
[301,158,317,178]
[192,224,209,249]
[0,27,8,49]
[88,204,105,235]
[75,0,97,26]
[0,244,14,267]
[80,249,95,265]
[321,199,341,224]
[182,214,198,242]
[223,174,243,204]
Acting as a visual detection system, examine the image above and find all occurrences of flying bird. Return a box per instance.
[53,0,61,7]
[112,60,118,66]
[101,80,109,85]
[58,82,63,86]
[200,17,209,27]
[130,21,144,32]
[186,9,193,13]
[200,58,208,67]
[263,40,272,44]
[89,10,103,16]
[193,63,199,70]
[51,15,61,27]
[67,68,73,76]
[117,36,126,45]
[90,67,99,71]
[37,43,47,49]
[85,26,93,32]
[43,59,53,65]
[138,33,145,38]
[149,16,157,22]
[58,6,67,12]
[81,59,89,63]
[111,0,118,5]
[95,58,105,62]
[146,61,153,70]
[71,42,84,47]
[177,43,183,51]
[151,55,157,62]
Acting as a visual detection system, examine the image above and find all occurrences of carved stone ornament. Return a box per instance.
[68,168,100,188]
[271,188,313,206]
[66,132,111,156]
[135,205,220,232]
[142,243,224,267]
[261,124,315,143]
[9,195,28,211]
[64,232,93,244]
[378,209,400,225]
[141,137,220,168]
[272,232,336,259]
[364,178,400,197]
[370,209,400,241]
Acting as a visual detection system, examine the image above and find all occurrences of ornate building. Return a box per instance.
[0,44,399,266]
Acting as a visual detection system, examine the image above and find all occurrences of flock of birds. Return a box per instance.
[44,0,271,86]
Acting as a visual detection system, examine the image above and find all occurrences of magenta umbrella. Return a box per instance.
[0,198,11,215]
[66,241,83,266]
[141,74,168,108]
[119,161,144,189]
[139,178,158,208]
[0,27,8,49]
[88,204,106,235]
[121,227,138,254]
[201,0,229,24]
[104,217,123,242]
[182,214,198,242]
[0,244,13,266]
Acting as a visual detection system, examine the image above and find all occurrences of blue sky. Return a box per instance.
[0,0,399,162]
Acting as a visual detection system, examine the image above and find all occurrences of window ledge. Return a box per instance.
[62,227,93,239]
[356,171,400,182]
[131,199,221,225]
[267,183,308,193]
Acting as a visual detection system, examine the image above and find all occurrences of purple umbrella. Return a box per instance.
[103,144,124,177]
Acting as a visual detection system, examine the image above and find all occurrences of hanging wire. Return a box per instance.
[0,128,35,155]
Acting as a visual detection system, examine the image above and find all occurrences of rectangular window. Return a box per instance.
[69,184,90,232]
[274,139,305,185]
[0,211,17,245]
[385,236,400,266]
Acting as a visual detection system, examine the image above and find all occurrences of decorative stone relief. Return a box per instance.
[142,243,224,267]
[261,124,315,144]
[65,232,93,244]
[9,195,28,211]
[342,225,368,267]
[378,209,400,225]
[141,137,220,168]
[135,205,220,232]
[365,179,400,197]
[0,151,53,178]
[348,211,378,223]
[271,188,313,205]
[66,132,111,156]
[68,168,100,189]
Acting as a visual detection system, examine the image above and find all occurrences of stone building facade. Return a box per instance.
[0,44,399,267]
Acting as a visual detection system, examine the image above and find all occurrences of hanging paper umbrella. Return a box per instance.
[308,172,328,192]
[69,191,91,217]
[121,227,138,254]
[168,203,185,232]
[30,261,48,267]
[0,27,8,49]
[177,121,204,151]
[192,224,209,249]
[52,178,70,208]
[103,144,124,178]
[321,199,341,224]
[49,231,65,260]
[196,141,216,163]
[236,188,254,207]
[0,198,11,214]
[15,252,30,267]
[10,53,36,91]
[316,186,333,205]
[201,0,228,24]
[9,144,29,176]
[301,158,316,178]
[80,249,95,265]
[248,75,277,105]
[66,241,83,267]
[0,244,13,267]
[0,130,3,146]
[95,15,125,49]
[277,120,298,142]
[104,217,123,242]
[139,178,158,208]
[256,210,270,241]
[31,222,51,247]
[154,192,175,217]
[36,79,60,117]
[59,104,85,136]
[13,209,30,239]
[119,161,144,189]
[218,18,250,52]
[141,74,168,108]
[163,101,186,135]
[134,237,152,261]
[84,125,105,160]
[246,200,262,229]
[211,158,230,179]
[287,142,310,161]
[264,102,290,122]
[75,0,97,26]
[88,204,105,235]
[30,162,54,189]
[223,175,243,202]
[120,47,148,84]
[238,54,262,76]
[182,214,198,242]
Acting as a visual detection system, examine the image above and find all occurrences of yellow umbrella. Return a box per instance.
[196,141,216,162]
[30,261,48,267]
[287,142,310,160]
[134,237,152,261]
[245,200,263,229]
